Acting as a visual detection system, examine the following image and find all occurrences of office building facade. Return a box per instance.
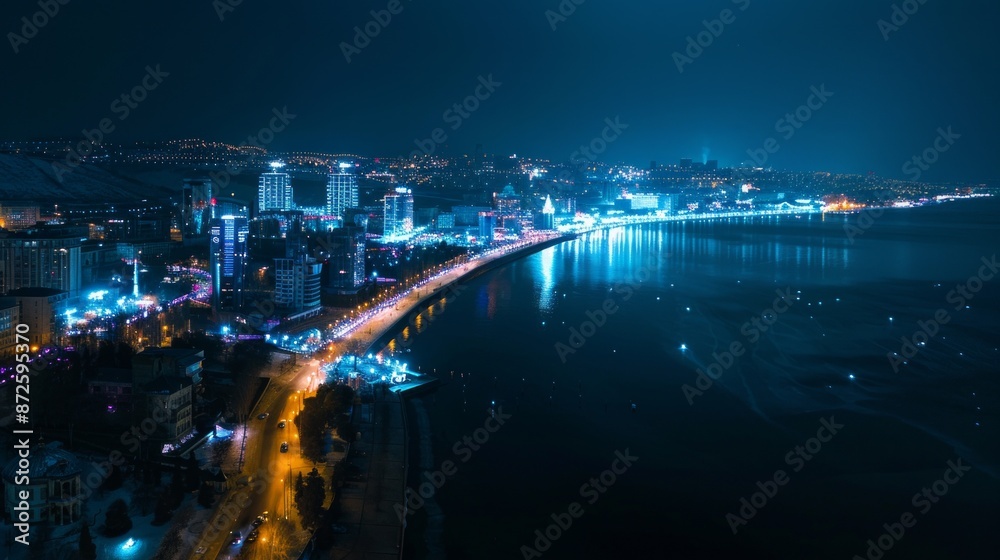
[209,216,249,311]
[258,166,294,212]
[0,229,83,297]
[326,226,366,293]
[383,187,414,238]
[326,165,359,219]
[274,256,322,311]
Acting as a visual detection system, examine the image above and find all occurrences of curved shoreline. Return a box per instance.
[329,202,990,558]
[362,234,574,358]
[320,234,572,559]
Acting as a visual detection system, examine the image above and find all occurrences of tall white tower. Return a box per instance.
[326,163,359,219]
[258,162,294,211]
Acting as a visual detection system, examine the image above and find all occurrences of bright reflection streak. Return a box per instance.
[537,247,555,313]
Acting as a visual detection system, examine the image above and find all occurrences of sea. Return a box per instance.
[387,198,999,560]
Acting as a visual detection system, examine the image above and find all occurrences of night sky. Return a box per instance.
[2,0,996,181]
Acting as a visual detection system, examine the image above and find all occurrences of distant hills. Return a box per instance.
[0,153,173,202]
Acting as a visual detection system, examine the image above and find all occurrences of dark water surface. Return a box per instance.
[391,200,999,560]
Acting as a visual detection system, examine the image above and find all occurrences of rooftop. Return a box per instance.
[135,347,204,359]
[6,287,69,298]
[142,375,191,394]
[2,441,81,483]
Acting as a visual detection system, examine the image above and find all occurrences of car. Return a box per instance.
[278,420,286,429]
[246,530,259,543]
[280,442,289,453]
[253,512,268,527]
[195,546,206,555]
[230,531,242,545]
[258,413,269,420]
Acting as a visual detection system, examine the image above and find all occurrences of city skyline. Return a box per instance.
[1,2,997,560]
[2,2,997,183]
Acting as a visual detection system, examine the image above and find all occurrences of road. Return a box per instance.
[190,362,327,560]
[188,233,566,559]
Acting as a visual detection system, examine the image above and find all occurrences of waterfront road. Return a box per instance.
[188,233,566,559]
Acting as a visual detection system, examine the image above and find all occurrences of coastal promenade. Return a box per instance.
[326,388,406,560]
[302,232,570,559]
[325,232,571,356]
[296,208,825,558]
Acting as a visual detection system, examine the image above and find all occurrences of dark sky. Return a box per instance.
[2,0,996,182]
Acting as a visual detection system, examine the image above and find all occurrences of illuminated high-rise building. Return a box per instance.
[326,226,367,293]
[181,178,214,236]
[478,212,496,244]
[209,216,249,311]
[326,163,359,219]
[0,202,41,231]
[533,195,555,230]
[495,185,521,231]
[211,197,249,220]
[383,186,414,238]
[274,255,322,312]
[258,163,293,212]
[0,227,83,297]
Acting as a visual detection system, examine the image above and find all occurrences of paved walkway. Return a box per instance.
[325,389,406,559]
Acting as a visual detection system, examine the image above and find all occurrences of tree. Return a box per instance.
[331,458,348,489]
[102,498,132,537]
[197,483,215,508]
[79,523,97,560]
[297,396,327,463]
[102,463,124,491]
[251,519,295,560]
[166,469,185,509]
[296,468,326,531]
[294,472,305,506]
[153,495,172,525]
[185,453,201,491]
[342,338,367,370]
[172,331,225,362]
[317,383,354,424]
